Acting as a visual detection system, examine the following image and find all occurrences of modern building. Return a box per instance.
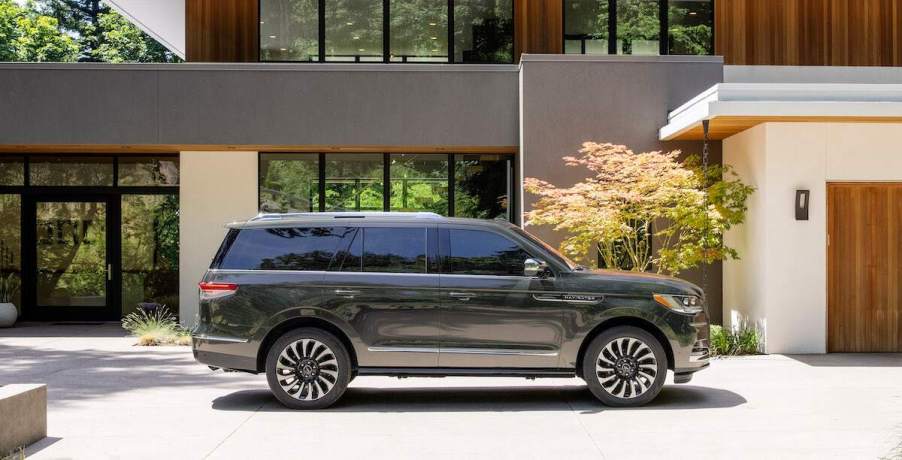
[0,0,900,354]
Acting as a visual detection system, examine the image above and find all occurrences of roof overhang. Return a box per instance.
[659,83,902,141]
[104,0,185,59]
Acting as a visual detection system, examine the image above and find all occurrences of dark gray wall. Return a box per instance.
[0,63,519,147]
[520,55,726,322]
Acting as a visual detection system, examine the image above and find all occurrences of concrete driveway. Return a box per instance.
[2,323,901,460]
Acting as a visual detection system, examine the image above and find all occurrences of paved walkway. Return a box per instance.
[2,323,901,459]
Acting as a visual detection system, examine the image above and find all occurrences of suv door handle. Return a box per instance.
[449,292,477,301]
[333,289,361,298]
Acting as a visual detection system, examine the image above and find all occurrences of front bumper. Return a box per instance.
[671,312,710,383]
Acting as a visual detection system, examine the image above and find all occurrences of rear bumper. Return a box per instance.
[192,334,259,372]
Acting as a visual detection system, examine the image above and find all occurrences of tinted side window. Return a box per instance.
[448,229,531,276]
[219,227,353,271]
[362,227,426,273]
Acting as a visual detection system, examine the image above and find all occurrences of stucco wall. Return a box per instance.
[723,122,902,353]
[179,151,259,326]
[519,55,726,321]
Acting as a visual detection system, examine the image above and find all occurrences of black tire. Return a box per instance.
[582,326,668,407]
[265,328,351,410]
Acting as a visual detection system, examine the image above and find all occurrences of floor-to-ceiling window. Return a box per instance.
[260,0,514,63]
[258,152,514,221]
[0,154,179,321]
[563,0,713,55]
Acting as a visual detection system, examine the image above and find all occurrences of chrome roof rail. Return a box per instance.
[248,211,444,222]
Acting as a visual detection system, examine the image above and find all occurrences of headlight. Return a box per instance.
[653,294,703,314]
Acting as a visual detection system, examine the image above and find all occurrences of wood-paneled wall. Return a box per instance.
[716,0,902,66]
[515,0,563,58]
[827,183,902,352]
[186,0,259,62]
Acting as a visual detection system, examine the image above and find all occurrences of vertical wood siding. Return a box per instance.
[828,183,902,352]
[715,0,902,66]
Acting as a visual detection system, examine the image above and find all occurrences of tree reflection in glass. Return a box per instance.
[454,154,510,220]
[389,154,448,215]
[390,0,448,62]
[325,0,383,62]
[260,153,320,212]
[121,195,179,316]
[668,0,712,55]
[454,0,513,63]
[261,0,320,61]
[325,154,384,211]
[36,201,107,307]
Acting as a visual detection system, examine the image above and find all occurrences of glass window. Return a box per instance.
[121,195,179,316]
[334,227,363,271]
[0,195,21,310]
[454,154,511,220]
[118,157,179,186]
[324,0,384,62]
[362,226,426,273]
[390,0,448,62]
[260,153,320,212]
[448,229,531,276]
[36,201,108,307]
[617,0,659,55]
[0,157,24,186]
[564,0,610,54]
[325,154,384,211]
[261,0,320,61]
[390,154,448,214]
[668,0,713,55]
[30,157,114,186]
[220,227,353,271]
[454,0,513,63]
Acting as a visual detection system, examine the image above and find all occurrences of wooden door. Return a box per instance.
[827,183,902,352]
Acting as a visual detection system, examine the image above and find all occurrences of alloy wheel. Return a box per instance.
[595,337,658,399]
[275,338,340,401]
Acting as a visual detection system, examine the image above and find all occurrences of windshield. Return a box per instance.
[508,225,581,271]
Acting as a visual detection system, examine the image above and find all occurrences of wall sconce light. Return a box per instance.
[795,190,810,220]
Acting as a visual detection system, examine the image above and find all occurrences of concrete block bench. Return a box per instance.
[0,384,47,455]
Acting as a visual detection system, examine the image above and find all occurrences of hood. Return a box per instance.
[568,269,704,298]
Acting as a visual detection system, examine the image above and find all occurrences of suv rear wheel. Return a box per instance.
[265,328,351,410]
[582,326,668,407]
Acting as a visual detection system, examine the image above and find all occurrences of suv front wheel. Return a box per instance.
[582,326,668,407]
[265,328,351,410]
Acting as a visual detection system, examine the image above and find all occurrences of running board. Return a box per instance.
[356,367,576,378]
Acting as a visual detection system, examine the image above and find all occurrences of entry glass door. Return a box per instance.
[27,197,116,320]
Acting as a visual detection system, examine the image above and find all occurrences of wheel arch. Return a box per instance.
[575,316,675,377]
[256,317,359,373]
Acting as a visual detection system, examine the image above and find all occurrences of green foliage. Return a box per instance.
[525,142,754,276]
[121,306,190,346]
[0,272,19,304]
[710,323,761,356]
[0,0,180,63]
[94,12,178,63]
[0,0,78,61]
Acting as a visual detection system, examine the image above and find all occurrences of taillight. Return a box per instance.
[198,282,238,300]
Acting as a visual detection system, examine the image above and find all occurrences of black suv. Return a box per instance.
[192,212,709,409]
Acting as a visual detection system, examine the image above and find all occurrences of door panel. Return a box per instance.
[322,225,442,367]
[828,183,902,352]
[438,275,564,367]
[438,227,564,368]
[26,197,118,321]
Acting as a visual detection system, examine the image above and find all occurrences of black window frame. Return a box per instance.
[257,152,517,222]
[562,0,714,56]
[0,153,181,322]
[259,0,516,64]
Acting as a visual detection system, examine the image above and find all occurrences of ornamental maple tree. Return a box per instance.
[524,142,753,275]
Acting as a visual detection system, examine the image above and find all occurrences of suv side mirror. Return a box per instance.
[524,258,551,278]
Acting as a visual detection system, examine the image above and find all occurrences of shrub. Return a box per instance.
[710,324,761,356]
[121,306,190,346]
